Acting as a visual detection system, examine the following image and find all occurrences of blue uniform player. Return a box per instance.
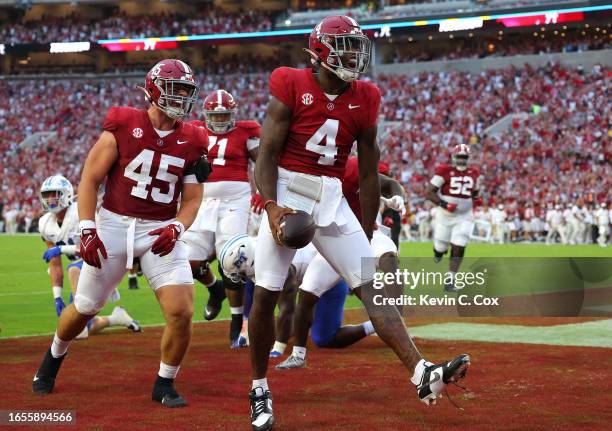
[39,175,141,337]
[219,235,374,359]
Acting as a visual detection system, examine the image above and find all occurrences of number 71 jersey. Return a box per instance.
[101,107,208,221]
[270,67,381,179]
[430,163,481,215]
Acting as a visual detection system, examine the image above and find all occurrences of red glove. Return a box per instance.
[251,193,264,215]
[148,222,184,256]
[473,197,483,207]
[383,216,394,227]
[80,227,107,269]
[442,201,458,213]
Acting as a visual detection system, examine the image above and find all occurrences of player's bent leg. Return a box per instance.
[219,261,247,347]
[274,265,297,349]
[311,281,370,349]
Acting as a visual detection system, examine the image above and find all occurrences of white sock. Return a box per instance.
[252,378,268,390]
[158,361,180,379]
[362,321,375,336]
[128,273,137,279]
[51,332,70,358]
[271,341,287,354]
[449,271,456,282]
[107,314,120,327]
[292,346,307,360]
[230,306,244,315]
[410,359,430,386]
[52,286,62,299]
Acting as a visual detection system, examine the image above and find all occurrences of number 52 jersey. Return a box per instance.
[270,67,380,179]
[101,107,208,221]
[430,163,481,216]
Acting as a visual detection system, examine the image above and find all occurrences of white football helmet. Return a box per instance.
[219,234,256,283]
[40,175,74,213]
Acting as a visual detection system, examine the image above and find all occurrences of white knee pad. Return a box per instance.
[434,239,449,253]
[73,293,102,316]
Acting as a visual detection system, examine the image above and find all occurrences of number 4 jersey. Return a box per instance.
[102,107,208,221]
[270,67,381,178]
[430,163,481,216]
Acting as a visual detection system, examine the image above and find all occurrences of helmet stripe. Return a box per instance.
[217,90,222,106]
[219,234,249,265]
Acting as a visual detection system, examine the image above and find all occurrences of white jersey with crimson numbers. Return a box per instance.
[38,202,80,249]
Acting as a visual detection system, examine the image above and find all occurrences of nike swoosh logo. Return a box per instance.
[349,104,360,109]
[177,140,188,145]
[33,375,39,381]
[228,209,237,212]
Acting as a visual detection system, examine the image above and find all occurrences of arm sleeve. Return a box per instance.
[246,122,261,150]
[269,68,293,110]
[430,165,446,188]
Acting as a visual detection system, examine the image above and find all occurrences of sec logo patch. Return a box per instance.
[132,128,143,138]
[301,93,314,105]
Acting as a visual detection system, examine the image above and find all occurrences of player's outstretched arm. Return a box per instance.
[78,131,118,222]
[357,125,381,240]
[255,96,295,243]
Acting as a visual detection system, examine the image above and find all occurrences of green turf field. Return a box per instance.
[0,234,610,337]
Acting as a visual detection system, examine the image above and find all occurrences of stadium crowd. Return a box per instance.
[0,7,274,44]
[1,62,609,244]
[388,29,611,63]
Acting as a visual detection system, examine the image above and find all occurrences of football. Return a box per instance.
[280,210,316,249]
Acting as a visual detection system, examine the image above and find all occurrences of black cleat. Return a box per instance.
[152,376,187,408]
[204,280,226,321]
[433,248,446,263]
[250,387,274,431]
[128,276,139,289]
[415,354,471,405]
[32,348,66,395]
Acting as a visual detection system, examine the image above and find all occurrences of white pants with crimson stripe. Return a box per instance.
[74,207,193,316]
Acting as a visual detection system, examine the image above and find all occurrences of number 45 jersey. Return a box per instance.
[101,107,208,221]
[270,67,381,178]
[430,163,481,217]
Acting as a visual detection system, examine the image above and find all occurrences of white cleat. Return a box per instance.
[275,355,305,370]
[110,306,142,332]
[412,354,470,405]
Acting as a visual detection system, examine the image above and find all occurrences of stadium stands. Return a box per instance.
[1,59,609,236]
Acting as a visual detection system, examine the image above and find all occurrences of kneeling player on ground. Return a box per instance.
[39,175,141,337]
[426,144,482,292]
[32,59,210,408]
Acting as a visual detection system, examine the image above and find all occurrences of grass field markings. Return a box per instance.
[410,319,612,348]
[0,291,50,297]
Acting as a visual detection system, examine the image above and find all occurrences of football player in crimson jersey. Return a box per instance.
[426,144,482,292]
[32,59,211,408]
[185,89,260,347]
[249,16,469,431]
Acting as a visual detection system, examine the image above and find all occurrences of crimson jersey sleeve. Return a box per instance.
[269,67,295,110]
[364,83,381,130]
[102,107,120,133]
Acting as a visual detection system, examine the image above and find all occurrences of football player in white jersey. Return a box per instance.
[39,175,141,337]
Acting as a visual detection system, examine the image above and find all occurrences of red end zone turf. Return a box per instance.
[1,316,611,431]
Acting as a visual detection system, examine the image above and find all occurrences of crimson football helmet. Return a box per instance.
[305,15,371,82]
[203,89,237,133]
[451,144,470,171]
[141,59,198,119]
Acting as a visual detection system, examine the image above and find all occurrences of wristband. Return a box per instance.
[264,199,277,211]
[173,221,186,238]
[60,245,78,256]
[439,201,448,209]
[79,219,96,233]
